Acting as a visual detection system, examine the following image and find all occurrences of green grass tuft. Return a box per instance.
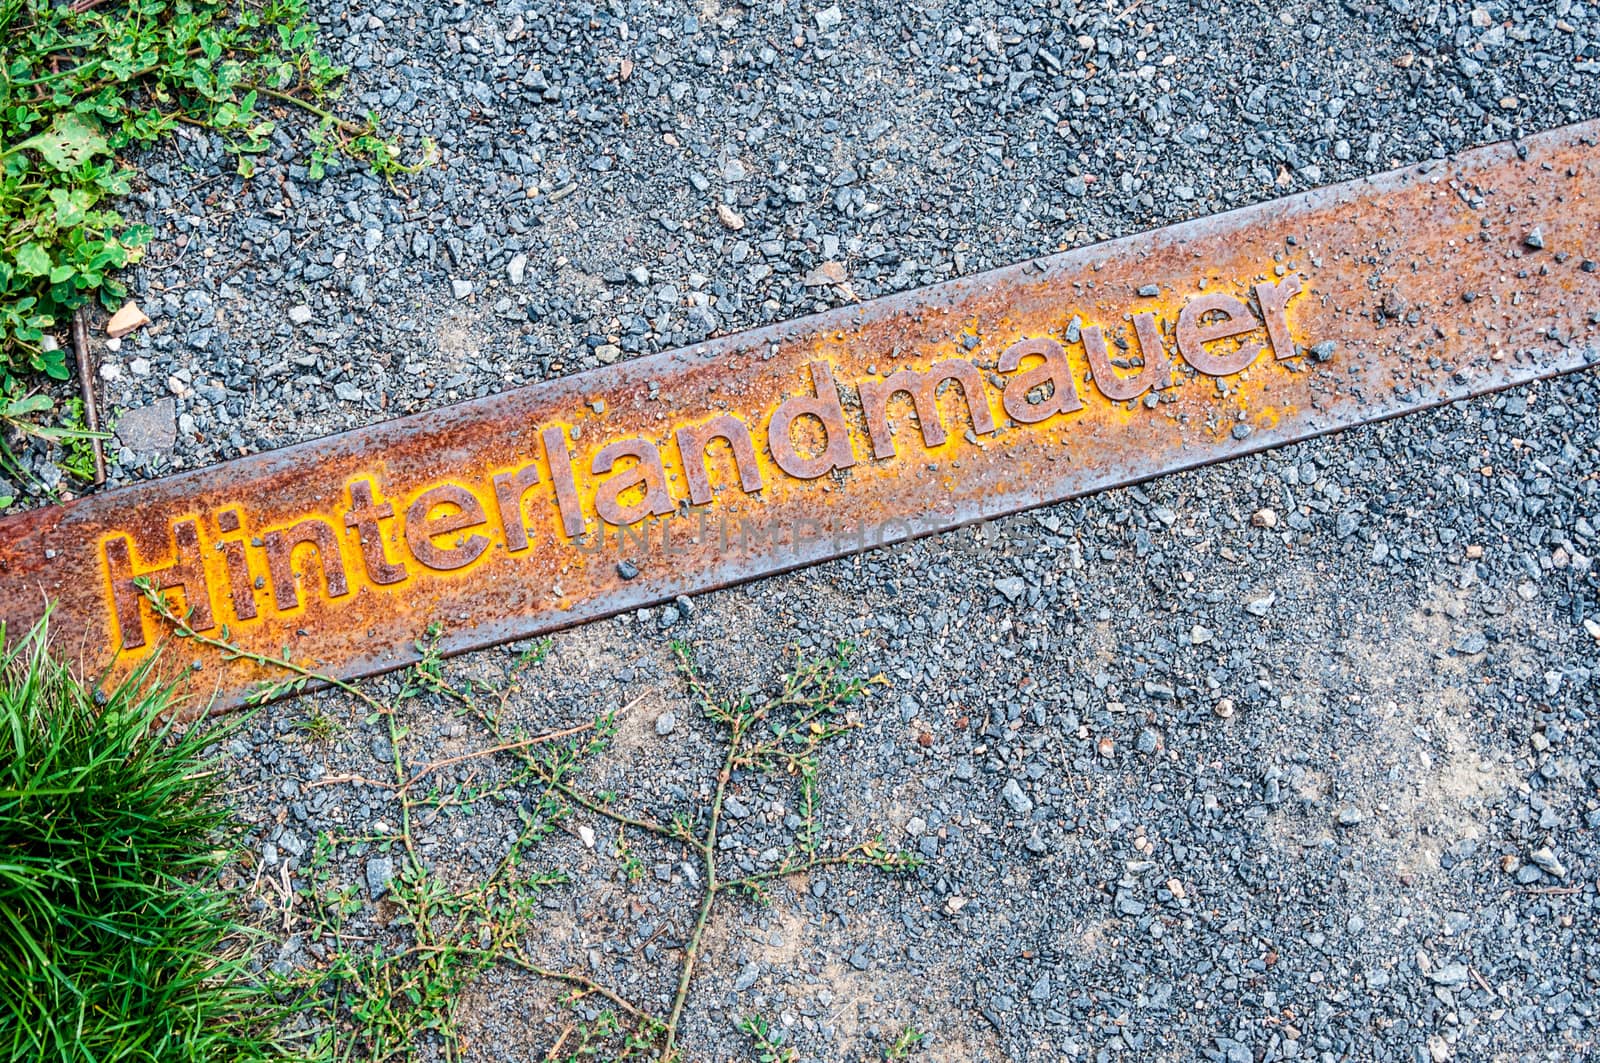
[0,616,280,1062]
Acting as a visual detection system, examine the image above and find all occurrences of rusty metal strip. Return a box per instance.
[2,122,1597,710]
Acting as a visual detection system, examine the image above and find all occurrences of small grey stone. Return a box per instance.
[1190,624,1214,644]
[1336,806,1364,827]
[1001,778,1034,815]
[1524,226,1545,250]
[451,279,473,300]
[994,577,1026,602]
[1245,593,1276,618]
[334,382,363,403]
[1137,283,1160,297]
[655,712,677,736]
[366,856,394,899]
[596,344,622,364]
[1427,963,1469,987]
[1529,847,1567,879]
[287,304,313,325]
[507,254,527,286]
[617,559,640,580]
[114,398,178,454]
[734,962,761,992]
[1024,830,1049,854]
[814,5,842,32]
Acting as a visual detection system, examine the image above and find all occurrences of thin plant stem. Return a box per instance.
[249,84,369,136]
[662,718,741,1055]
[138,581,391,719]
[546,778,684,846]
[138,603,914,1060]
[506,957,651,1021]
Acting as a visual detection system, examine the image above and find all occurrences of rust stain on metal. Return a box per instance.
[2,123,1597,711]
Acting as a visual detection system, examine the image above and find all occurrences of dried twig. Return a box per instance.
[503,955,649,1021]
[543,1026,572,1061]
[302,772,394,790]
[404,725,597,793]
[1469,965,1496,996]
[70,307,106,485]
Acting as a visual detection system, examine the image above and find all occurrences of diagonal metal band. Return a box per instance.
[2,121,1596,711]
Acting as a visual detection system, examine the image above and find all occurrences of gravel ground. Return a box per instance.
[10,0,1600,1059]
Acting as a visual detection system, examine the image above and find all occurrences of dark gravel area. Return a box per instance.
[6,0,1595,489]
[230,374,1600,1062]
[10,0,1600,1059]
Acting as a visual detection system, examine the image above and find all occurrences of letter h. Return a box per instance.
[103,520,214,649]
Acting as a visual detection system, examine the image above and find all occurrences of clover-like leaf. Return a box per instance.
[15,112,108,171]
[13,243,51,278]
[50,187,97,228]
